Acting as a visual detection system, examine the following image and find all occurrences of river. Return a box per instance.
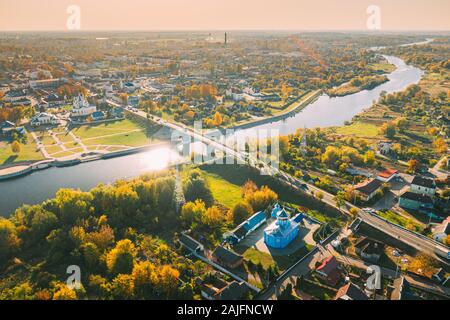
[0,51,425,217]
[237,55,423,135]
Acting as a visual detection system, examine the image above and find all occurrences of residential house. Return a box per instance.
[398,191,434,211]
[410,176,436,196]
[354,179,382,202]
[200,279,249,300]
[29,78,63,90]
[345,166,373,178]
[354,237,385,263]
[432,217,450,243]
[111,107,124,118]
[211,246,244,269]
[128,95,140,107]
[315,256,342,286]
[4,89,27,102]
[179,232,204,253]
[335,283,369,300]
[377,168,399,183]
[11,97,32,106]
[0,121,26,137]
[44,93,65,107]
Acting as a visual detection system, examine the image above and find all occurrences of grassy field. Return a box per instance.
[334,122,380,138]
[369,62,396,73]
[377,210,423,232]
[82,130,155,147]
[0,133,44,165]
[198,164,344,225]
[202,171,243,209]
[242,247,276,270]
[69,119,144,140]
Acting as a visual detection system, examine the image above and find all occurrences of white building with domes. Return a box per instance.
[71,94,97,117]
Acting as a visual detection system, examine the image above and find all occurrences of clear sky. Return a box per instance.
[1,0,449,31]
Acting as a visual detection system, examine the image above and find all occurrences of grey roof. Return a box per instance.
[400,191,433,204]
[411,176,435,189]
[217,281,249,300]
[355,179,382,195]
[212,246,243,265]
[179,232,203,252]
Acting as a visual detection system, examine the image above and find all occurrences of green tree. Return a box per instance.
[230,202,254,225]
[106,239,137,275]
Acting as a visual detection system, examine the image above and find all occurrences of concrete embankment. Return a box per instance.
[229,89,322,131]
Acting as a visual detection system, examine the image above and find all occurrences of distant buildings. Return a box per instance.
[4,89,27,103]
[91,111,106,121]
[179,232,204,253]
[29,78,64,90]
[30,112,59,127]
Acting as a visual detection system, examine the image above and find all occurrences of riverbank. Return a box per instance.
[0,141,172,181]
[327,75,389,97]
[229,89,322,130]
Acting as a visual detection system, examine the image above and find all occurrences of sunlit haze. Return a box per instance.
[1,0,450,31]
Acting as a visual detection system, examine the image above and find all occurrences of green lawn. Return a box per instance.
[203,171,243,208]
[334,122,379,138]
[198,164,345,225]
[369,62,396,73]
[70,119,144,140]
[242,247,276,270]
[0,134,44,165]
[82,130,155,147]
[377,210,423,232]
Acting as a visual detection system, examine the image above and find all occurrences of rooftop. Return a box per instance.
[354,179,382,196]
[411,176,435,189]
[400,191,433,204]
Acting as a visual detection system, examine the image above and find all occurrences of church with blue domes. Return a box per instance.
[264,203,303,249]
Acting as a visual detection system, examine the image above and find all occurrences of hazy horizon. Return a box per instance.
[1,0,450,32]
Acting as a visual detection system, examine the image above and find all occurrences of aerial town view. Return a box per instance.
[0,0,449,309]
